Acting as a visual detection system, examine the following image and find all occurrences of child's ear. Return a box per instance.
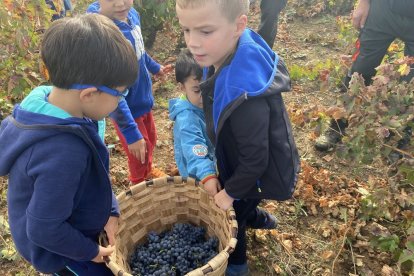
[179,83,185,91]
[79,87,98,103]
[235,14,247,37]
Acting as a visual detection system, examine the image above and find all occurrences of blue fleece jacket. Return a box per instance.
[169,97,216,182]
[0,87,120,273]
[87,2,161,144]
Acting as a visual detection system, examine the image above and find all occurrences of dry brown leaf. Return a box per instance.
[310,204,318,215]
[255,230,268,243]
[356,258,364,267]
[282,239,293,253]
[322,154,334,162]
[263,202,278,212]
[326,106,347,120]
[381,265,398,276]
[322,228,331,238]
[272,264,282,274]
[269,229,279,238]
[321,250,334,260]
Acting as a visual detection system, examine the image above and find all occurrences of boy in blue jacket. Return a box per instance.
[169,49,220,196]
[176,1,300,275]
[88,0,169,184]
[0,14,138,275]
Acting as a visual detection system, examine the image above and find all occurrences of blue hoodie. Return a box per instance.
[169,96,216,182]
[87,2,161,144]
[0,86,120,273]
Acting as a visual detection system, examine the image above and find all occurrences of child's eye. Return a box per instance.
[201,31,212,35]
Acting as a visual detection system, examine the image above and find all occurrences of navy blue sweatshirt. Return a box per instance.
[0,95,119,273]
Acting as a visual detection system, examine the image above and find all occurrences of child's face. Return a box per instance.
[82,86,127,120]
[182,75,202,108]
[176,2,246,70]
[99,0,133,22]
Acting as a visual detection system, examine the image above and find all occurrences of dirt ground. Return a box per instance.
[0,4,405,276]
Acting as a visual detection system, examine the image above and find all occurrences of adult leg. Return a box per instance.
[344,0,397,88]
[258,0,287,48]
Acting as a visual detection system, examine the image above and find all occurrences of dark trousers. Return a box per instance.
[346,0,414,86]
[258,0,287,48]
[228,199,262,265]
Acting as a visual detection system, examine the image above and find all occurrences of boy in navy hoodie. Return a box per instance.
[169,49,220,196]
[87,0,170,184]
[0,14,138,275]
[176,1,300,275]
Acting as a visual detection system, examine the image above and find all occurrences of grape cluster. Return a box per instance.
[129,223,219,276]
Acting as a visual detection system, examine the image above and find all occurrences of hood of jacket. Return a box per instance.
[0,106,98,176]
[168,97,204,121]
[201,28,291,137]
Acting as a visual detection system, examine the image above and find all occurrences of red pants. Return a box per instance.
[113,112,157,184]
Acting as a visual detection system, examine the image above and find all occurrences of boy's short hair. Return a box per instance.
[175,49,202,84]
[41,13,138,89]
[176,0,249,22]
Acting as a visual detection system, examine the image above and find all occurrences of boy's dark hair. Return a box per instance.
[175,49,202,84]
[41,13,138,89]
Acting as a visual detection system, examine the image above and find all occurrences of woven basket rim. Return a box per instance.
[103,176,238,276]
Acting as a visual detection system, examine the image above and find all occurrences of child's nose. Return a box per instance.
[187,34,200,48]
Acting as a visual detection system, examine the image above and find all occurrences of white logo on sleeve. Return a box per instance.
[192,145,208,157]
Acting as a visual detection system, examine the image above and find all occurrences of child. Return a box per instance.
[175,1,300,275]
[46,0,73,20]
[0,14,138,275]
[169,49,220,197]
[87,0,169,184]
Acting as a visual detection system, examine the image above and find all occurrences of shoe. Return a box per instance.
[226,263,249,276]
[315,119,348,152]
[246,208,277,230]
[147,167,169,179]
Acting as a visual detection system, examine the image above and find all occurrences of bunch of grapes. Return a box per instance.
[129,223,219,276]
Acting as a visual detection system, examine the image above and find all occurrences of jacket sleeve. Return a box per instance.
[176,113,216,181]
[25,136,99,262]
[144,53,161,75]
[109,98,142,144]
[223,98,270,199]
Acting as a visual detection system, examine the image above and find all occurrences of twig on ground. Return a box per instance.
[382,143,414,159]
[348,238,357,275]
[331,226,350,275]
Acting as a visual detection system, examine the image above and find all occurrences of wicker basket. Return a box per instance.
[104,176,238,276]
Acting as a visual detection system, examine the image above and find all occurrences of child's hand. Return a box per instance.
[104,216,119,246]
[91,245,114,263]
[203,178,221,197]
[214,189,234,211]
[154,64,173,80]
[128,139,147,164]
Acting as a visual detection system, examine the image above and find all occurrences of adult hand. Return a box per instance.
[104,216,119,246]
[214,189,234,211]
[203,178,221,197]
[91,245,114,263]
[352,0,370,29]
[128,139,146,164]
